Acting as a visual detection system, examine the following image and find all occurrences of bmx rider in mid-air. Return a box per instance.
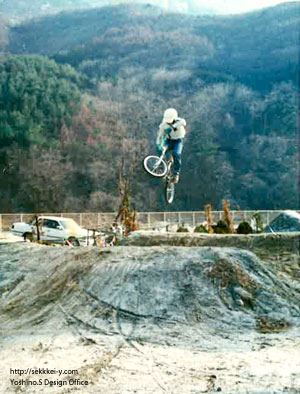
[156,108,187,183]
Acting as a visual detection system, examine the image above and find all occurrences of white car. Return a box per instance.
[11,216,91,246]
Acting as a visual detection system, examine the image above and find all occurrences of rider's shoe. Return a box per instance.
[172,174,179,183]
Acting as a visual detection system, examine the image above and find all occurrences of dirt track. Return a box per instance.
[0,234,299,393]
[1,330,300,394]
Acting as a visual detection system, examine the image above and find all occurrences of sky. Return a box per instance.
[161,0,298,14]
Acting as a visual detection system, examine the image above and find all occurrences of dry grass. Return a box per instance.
[207,258,258,290]
[205,204,214,234]
[256,316,292,333]
[222,200,235,234]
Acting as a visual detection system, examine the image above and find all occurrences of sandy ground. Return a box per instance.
[1,233,299,394]
[0,329,300,394]
[0,231,23,243]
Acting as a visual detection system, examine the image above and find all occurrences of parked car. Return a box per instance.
[11,216,91,246]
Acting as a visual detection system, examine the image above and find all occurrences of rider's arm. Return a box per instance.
[156,123,169,153]
[156,125,164,146]
[172,118,186,130]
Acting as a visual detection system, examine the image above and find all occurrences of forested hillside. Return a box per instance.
[0,0,121,22]
[0,3,298,213]
[0,0,215,22]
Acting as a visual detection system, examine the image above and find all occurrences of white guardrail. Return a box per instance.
[0,210,298,231]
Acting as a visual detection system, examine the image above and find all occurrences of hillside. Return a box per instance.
[8,3,299,90]
[0,0,123,23]
[0,0,216,22]
[0,3,298,213]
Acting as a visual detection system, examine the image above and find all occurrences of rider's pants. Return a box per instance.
[165,138,183,175]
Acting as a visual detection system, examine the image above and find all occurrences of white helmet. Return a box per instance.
[163,108,178,123]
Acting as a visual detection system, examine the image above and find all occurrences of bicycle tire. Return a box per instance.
[164,179,175,204]
[143,155,168,178]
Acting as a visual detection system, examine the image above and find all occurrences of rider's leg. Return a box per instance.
[172,139,183,177]
[164,139,172,161]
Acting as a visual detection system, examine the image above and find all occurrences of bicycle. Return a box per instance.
[143,146,176,204]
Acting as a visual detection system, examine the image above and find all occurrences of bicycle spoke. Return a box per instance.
[143,155,168,178]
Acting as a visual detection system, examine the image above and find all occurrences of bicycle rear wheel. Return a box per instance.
[164,179,175,204]
[143,155,168,178]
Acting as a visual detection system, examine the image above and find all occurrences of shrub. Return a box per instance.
[252,212,264,233]
[237,221,253,234]
[212,220,229,234]
[194,225,208,233]
[177,226,189,233]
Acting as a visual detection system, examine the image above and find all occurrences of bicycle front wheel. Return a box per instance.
[143,155,168,178]
[164,179,175,204]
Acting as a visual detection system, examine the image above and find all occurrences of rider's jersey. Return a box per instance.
[156,117,186,146]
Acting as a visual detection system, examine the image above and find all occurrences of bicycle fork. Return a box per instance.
[166,155,174,180]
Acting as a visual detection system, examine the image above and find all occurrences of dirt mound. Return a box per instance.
[123,230,300,251]
[0,243,299,347]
